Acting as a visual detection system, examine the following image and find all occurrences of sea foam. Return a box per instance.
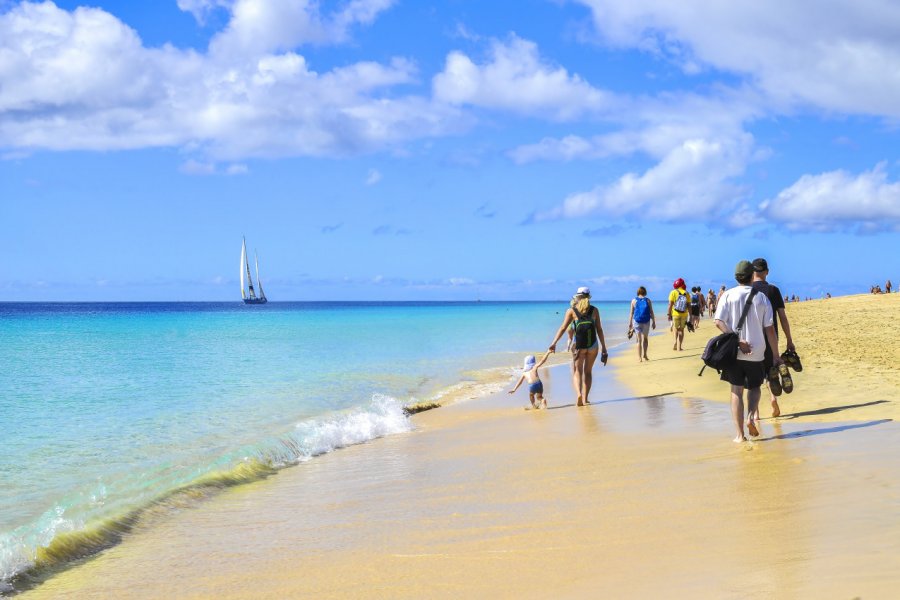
[0,394,411,594]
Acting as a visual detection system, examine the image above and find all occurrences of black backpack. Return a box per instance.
[571,306,596,350]
[699,289,758,376]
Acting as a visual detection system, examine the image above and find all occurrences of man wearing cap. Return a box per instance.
[667,278,690,351]
[714,261,782,442]
[751,258,796,418]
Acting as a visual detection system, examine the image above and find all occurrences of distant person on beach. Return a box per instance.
[707,289,717,317]
[509,353,551,409]
[627,286,656,362]
[886,280,893,294]
[715,261,782,442]
[690,286,705,329]
[548,287,608,406]
[667,279,690,350]
[751,258,796,419]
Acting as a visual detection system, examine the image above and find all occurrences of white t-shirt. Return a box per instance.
[714,285,774,362]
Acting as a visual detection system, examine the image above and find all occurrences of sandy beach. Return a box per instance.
[18,294,900,599]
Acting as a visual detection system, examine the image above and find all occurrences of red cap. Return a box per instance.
[673,278,685,289]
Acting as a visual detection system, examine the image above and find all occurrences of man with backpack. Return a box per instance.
[714,261,782,442]
[628,286,656,362]
[667,278,690,351]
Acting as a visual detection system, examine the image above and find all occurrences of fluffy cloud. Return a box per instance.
[432,34,608,120]
[575,0,900,117]
[209,0,396,57]
[762,163,900,231]
[0,1,451,159]
[534,134,757,226]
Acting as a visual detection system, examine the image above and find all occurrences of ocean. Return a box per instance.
[0,301,631,591]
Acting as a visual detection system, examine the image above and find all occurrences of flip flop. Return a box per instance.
[627,329,634,340]
[779,363,794,394]
[781,349,803,372]
[767,366,782,396]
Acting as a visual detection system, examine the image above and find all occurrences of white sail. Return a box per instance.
[255,251,266,300]
[240,238,247,300]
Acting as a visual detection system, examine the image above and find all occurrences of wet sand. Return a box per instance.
[20,321,900,600]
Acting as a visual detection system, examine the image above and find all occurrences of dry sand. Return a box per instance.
[617,292,900,423]
[18,294,900,599]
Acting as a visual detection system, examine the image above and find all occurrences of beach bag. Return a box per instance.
[633,297,651,324]
[673,291,688,313]
[698,289,758,376]
[572,306,596,349]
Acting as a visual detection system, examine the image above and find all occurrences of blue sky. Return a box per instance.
[2,0,899,301]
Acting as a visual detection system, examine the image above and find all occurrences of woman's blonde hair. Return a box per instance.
[575,296,591,314]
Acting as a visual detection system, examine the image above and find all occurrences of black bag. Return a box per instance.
[571,306,596,350]
[699,289,758,376]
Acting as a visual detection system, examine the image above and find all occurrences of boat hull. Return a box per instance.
[243,298,268,304]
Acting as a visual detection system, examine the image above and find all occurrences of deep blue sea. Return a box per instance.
[0,301,631,589]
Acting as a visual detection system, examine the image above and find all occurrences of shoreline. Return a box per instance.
[12,294,900,598]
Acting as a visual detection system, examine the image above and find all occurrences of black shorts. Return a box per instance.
[720,360,765,389]
[691,305,700,316]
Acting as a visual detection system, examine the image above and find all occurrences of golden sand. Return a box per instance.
[616,292,900,423]
[18,294,900,599]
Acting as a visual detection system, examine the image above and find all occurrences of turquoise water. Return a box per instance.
[0,301,630,589]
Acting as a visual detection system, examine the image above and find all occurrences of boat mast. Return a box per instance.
[244,239,257,300]
[255,251,266,301]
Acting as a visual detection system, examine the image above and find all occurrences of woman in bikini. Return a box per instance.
[548,287,608,406]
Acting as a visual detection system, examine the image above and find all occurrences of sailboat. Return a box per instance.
[240,237,268,304]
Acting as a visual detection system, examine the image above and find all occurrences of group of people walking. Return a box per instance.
[510,258,800,442]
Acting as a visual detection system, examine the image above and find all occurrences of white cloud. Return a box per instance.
[432,34,608,120]
[0,1,454,159]
[575,0,900,117]
[177,0,230,25]
[762,163,900,231]
[209,0,396,57]
[365,168,382,185]
[226,163,248,174]
[180,159,216,175]
[534,135,758,225]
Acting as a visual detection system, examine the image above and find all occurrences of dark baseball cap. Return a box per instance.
[752,258,769,272]
[735,260,754,279]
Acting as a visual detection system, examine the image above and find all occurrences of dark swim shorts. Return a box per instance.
[720,360,765,389]
[528,381,544,394]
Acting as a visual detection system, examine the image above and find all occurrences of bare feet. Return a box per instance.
[747,420,760,437]
[771,399,781,418]
[584,399,591,404]
[733,435,747,443]
[643,354,649,361]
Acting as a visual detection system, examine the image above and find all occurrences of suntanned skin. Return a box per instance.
[509,353,551,409]
[752,268,797,419]
[549,305,607,406]
[714,316,782,442]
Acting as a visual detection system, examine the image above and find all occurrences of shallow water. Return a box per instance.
[0,301,630,591]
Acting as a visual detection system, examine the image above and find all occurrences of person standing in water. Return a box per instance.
[548,287,608,406]
[627,286,656,362]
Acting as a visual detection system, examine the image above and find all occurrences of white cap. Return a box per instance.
[523,355,536,370]
[576,286,591,297]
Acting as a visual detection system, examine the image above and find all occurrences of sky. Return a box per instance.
[2,0,900,301]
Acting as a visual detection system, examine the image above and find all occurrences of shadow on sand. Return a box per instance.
[546,392,683,411]
[759,418,893,442]
[776,400,890,420]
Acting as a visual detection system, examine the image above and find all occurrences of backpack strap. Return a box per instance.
[735,288,760,333]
